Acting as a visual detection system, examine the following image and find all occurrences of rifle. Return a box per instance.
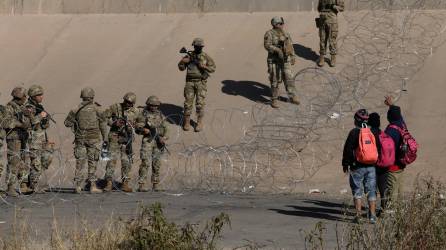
[121,107,134,163]
[179,47,209,79]
[35,103,56,124]
[146,122,169,155]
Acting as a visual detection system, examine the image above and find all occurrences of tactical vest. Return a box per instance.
[76,104,99,130]
[143,110,165,137]
[186,53,207,80]
[319,0,337,12]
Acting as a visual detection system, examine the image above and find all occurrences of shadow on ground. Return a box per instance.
[160,103,184,126]
[221,80,271,103]
[269,199,354,222]
[293,43,319,62]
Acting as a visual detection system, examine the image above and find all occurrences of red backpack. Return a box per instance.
[389,125,418,165]
[355,124,379,165]
[377,131,395,168]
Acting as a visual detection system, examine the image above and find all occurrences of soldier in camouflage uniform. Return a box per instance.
[64,88,108,194]
[135,96,168,192]
[317,0,344,67]
[0,94,6,194]
[264,17,300,109]
[178,38,216,132]
[103,92,139,193]
[3,87,32,197]
[25,85,54,193]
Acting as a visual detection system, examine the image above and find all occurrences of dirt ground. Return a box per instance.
[0,9,446,249]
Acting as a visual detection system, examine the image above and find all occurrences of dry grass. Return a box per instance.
[0,202,230,250]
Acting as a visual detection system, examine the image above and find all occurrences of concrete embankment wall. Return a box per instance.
[0,0,444,14]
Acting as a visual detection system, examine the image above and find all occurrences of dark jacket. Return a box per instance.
[384,105,406,169]
[342,126,381,170]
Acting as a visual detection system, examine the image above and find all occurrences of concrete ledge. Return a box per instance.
[0,0,445,14]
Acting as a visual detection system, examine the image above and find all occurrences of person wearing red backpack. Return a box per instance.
[384,96,408,207]
[342,109,380,224]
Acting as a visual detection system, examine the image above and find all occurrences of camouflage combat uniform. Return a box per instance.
[0,103,6,182]
[3,88,32,196]
[178,38,216,132]
[317,0,344,67]
[64,88,107,193]
[103,94,139,190]
[264,17,299,108]
[135,96,168,191]
[25,85,54,191]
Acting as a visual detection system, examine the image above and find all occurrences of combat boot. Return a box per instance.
[137,183,149,192]
[182,115,191,131]
[329,54,336,67]
[19,182,32,194]
[317,54,325,67]
[89,181,103,194]
[74,186,82,194]
[152,183,160,192]
[121,180,133,193]
[290,96,300,105]
[104,180,113,192]
[7,184,18,197]
[195,114,204,132]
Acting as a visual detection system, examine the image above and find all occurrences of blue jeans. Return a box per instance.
[349,167,377,201]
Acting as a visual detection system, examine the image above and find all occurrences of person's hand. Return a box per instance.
[158,137,166,145]
[115,119,125,127]
[40,111,48,119]
[198,62,207,70]
[332,5,340,12]
[181,56,191,64]
[290,56,296,65]
[143,128,151,135]
[343,166,349,173]
[384,95,393,106]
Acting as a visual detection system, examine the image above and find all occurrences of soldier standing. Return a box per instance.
[135,96,168,192]
[102,92,139,192]
[25,85,54,193]
[264,17,300,109]
[317,0,344,67]
[64,88,108,194]
[3,87,32,196]
[0,94,6,194]
[178,38,216,132]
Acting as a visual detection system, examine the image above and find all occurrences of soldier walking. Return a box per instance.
[0,95,6,193]
[178,38,216,132]
[317,0,344,67]
[102,92,139,192]
[25,85,54,193]
[264,17,300,108]
[64,88,108,194]
[3,87,32,196]
[135,96,168,192]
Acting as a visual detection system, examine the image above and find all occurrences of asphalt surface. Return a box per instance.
[0,190,354,249]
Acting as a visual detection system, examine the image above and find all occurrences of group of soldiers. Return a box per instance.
[0,0,343,197]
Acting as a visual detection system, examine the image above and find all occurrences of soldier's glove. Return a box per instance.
[102,141,109,149]
[332,5,340,13]
[343,165,349,173]
[143,128,151,135]
[158,137,166,146]
[198,62,207,70]
[115,119,125,128]
[290,56,296,66]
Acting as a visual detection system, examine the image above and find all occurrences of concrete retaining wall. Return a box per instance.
[0,0,445,14]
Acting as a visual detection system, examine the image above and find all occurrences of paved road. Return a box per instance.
[0,190,354,249]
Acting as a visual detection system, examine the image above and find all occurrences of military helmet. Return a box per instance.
[28,84,44,97]
[271,16,285,26]
[80,87,95,99]
[192,38,205,47]
[11,87,27,99]
[123,92,137,104]
[146,95,161,106]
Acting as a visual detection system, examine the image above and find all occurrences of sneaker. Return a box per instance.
[369,214,377,224]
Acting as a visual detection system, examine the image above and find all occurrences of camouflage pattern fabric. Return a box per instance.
[264,28,297,99]
[3,100,31,186]
[25,98,53,187]
[0,104,6,180]
[318,0,344,55]
[135,108,168,185]
[178,51,216,116]
[64,100,107,185]
[103,103,139,181]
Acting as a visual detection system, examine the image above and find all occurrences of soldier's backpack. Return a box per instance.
[76,103,98,130]
[355,124,378,165]
[376,131,395,168]
[389,125,418,165]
